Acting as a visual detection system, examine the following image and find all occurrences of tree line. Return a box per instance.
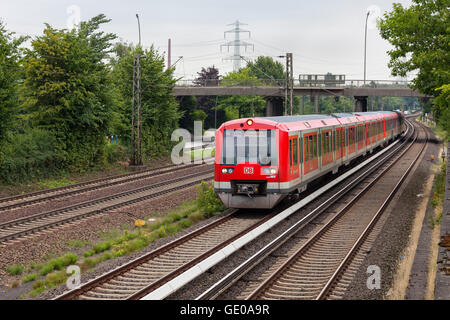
[0,14,179,183]
[379,0,449,137]
[1,3,446,184]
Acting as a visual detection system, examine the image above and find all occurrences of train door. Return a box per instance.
[348,126,356,154]
[390,118,394,138]
[357,124,364,151]
[377,120,382,141]
[365,122,371,147]
[321,129,333,166]
[336,126,344,160]
[370,121,377,144]
[341,126,348,162]
[288,135,299,179]
[303,132,318,175]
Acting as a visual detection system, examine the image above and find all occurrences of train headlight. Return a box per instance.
[247,119,253,126]
[262,168,277,175]
[221,168,234,174]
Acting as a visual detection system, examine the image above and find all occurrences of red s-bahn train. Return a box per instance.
[214,111,403,209]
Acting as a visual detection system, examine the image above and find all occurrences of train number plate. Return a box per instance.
[244,167,254,174]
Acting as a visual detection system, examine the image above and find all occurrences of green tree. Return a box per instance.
[178,95,198,133]
[194,66,222,129]
[21,14,116,170]
[218,68,266,119]
[0,21,25,143]
[379,0,449,131]
[247,56,285,83]
[109,43,180,158]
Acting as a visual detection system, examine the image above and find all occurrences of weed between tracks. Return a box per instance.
[428,161,446,228]
[7,181,225,299]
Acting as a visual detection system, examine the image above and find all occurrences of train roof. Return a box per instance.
[219,111,399,132]
[259,114,334,123]
[257,112,397,124]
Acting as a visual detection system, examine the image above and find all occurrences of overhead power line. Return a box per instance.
[221,20,254,72]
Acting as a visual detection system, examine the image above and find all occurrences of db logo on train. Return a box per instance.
[244,167,254,174]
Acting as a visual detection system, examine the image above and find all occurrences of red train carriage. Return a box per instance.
[214,111,403,209]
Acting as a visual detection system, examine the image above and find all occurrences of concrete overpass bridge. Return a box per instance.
[173,79,429,116]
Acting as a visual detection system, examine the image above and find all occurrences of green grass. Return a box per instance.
[20,184,226,297]
[67,239,90,248]
[45,271,67,288]
[23,273,37,283]
[428,161,446,228]
[93,241,112,254]
[430,162,446,208]
[38,252,78,276]
[6,264,24,275]
[39,177,76,189]
[190,148,215,161]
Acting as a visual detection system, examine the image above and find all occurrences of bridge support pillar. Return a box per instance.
[265,97,284,117]
[354,96,368,112]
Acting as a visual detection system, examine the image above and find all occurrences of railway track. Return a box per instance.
[53,120,421,301]
[196,120,427,300]
[55,209,278,300]
[0,160,212,212]
[0,170,213,244]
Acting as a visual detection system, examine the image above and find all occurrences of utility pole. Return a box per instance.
[168,38,171,69]
[131,14,143,166]
[284,53,294,115]
[364,11,370,86]
[221,20,254,72]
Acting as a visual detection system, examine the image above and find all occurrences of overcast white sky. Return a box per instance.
[1,0,415,81]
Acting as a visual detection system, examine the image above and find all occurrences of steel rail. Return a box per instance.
[0,171,213,243]
[0,160,213,211]
[195,120,414,300]
[244,120,424,300]
[55,208,280,300]
[316,120,428,299]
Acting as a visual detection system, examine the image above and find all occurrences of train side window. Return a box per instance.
[303,137,309,162]
[300,137,303,164]
[293,137,298,165]
[331,130,336,152]
[313,134,317,158]
[289,139,293,167]
[343,128,345,147]
[326,132,330,154]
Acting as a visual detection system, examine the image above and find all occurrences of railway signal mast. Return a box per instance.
[131,14,144,166]
[221,20,254,72]
[285,53,294,116]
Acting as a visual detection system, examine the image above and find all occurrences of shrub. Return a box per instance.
[39,253,78,275]
[0,128,66,183]
[23,273,37,283]
[82,258,95,268]
[39,264,54,276]
[6,264,24,275]
[103,252,113,260]
[45,271,67,288]
[196,181,226,218]
[106,143,128,164]
[32,280,45,290]
[93,241,112,254]
[165,224,181,235]
[178,219,192,229]
[83,250,95,258]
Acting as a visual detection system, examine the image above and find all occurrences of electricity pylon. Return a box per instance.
[221,20,254,72]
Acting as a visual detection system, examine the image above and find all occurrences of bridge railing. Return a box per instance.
[175,78,412,88]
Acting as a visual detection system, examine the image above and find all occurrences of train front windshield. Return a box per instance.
[221,129,277,166]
